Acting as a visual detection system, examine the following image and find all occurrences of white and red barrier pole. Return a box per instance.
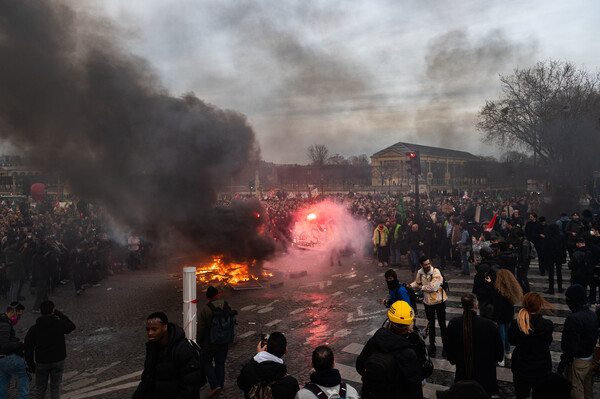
[183,267,197,341]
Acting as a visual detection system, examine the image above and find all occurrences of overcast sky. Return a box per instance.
[68,0,600,163]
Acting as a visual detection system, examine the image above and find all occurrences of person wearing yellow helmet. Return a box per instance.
[356,300,425,399]
[387,300,414,326]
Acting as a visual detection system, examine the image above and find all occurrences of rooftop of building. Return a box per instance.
[372,142,481,160]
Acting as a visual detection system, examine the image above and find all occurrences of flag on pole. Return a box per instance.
[485,212,498,232]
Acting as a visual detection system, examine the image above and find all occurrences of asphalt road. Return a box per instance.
[6,250,600,398]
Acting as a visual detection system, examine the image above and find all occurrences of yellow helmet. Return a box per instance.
[388,300,414,325]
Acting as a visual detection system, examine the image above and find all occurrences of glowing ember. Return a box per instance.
[307,213,316,221]
[193,256,269,285]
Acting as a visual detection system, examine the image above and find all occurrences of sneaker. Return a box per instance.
[76,290,82,296]
[505,351,511,360]
[208,387,222,398]
[93,283,101,287]
[498,359,505,367]
[383,262,388,266]
[378,262,383,267]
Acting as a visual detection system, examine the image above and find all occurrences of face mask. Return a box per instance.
[10,317,19,325]
[387,280,399,290]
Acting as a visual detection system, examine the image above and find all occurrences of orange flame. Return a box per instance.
[193,256,270,285]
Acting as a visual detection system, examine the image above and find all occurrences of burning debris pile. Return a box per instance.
[191,256,274,289]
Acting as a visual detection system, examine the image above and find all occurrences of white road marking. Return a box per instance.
[257,307,274,314]
[332,291,343,296]
[62,371,142,398]
[290,307,305,315]
[336,362,362,383]
[63,381,139,399]
[334,329,352,338]
[265,319,281,327]
[238,331,256,338]
[241,305,257,311]
[348,284,360,289]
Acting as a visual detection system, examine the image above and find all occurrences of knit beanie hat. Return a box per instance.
[206,286,219,300]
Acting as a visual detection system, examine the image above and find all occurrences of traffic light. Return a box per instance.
[405,151,421,176]
[249,180,255,191]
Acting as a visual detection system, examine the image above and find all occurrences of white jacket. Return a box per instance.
[295,382,360,399]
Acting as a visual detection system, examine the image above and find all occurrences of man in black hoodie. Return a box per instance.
[24,300,75,399]
[356,300,423,399]
[236,332,299,399]
[558,284,599,399]
[132,312,205,399]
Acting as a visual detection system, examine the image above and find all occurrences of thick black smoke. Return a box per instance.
[0,1,275,260]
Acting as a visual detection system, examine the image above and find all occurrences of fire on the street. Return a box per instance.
[193,256,273,285]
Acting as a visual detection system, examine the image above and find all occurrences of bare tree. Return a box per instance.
[349,154,370,166]
[307,144,329,166]
[328,154,348,165]
[478,60,600,170]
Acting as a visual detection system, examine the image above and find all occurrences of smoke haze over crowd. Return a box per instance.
[0,1,274,260]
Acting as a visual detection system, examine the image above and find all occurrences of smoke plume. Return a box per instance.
[0,1,274,260]
[414,28,537,152]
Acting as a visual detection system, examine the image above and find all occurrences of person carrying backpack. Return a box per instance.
[355,300,424,399]
[383,269,417,312]
[197,286,237,398]
[295,345,359,399]
[237,332,299,399]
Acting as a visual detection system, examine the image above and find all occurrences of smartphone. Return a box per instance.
[260,333,270,348]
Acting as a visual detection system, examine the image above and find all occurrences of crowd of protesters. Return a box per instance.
[0,197,153,310]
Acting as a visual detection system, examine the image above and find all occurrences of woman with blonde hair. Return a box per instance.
[486,269,522,366]
[508,292,555,399]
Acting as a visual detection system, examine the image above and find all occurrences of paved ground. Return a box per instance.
[6,250,600,398]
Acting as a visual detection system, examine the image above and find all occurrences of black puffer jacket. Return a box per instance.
[132,323,205,399]
[0,313,22,356]
[24,310,76,370]
[237,356,299,399]
[491,289,515,325]
[355,327,423,399]
[508,314,553,381]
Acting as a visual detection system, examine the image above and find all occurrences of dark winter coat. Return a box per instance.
[355,327,423,399]
[196,298,226,349]
[24,310,76,371]
[568,247,595,285]
[132,323,205,399]
[508,314,553,382]
[444,311,504,396]
[547,230,566,264]
[494,251,517,275]
[561,306,599,364]
[0,313,22,356]
[236,356,299,399]
[491,289,515,325]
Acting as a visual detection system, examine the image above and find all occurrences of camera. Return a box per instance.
[260,333,270,348]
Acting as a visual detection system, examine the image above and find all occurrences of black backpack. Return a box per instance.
[360,351,398,398]
[207,301,237,345]
[438,268,450,293]
[406,331,434,379]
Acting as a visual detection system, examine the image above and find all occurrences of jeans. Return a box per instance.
[460,251,469,274]
[9,280,21,304]
[497,322,511,354]
[36,360,64,399]
[0,354,30,399]
[390,246,402,266]
[408,250,423,273]
[201,345,228,389]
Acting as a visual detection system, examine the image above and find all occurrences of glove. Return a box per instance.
[557,360,567,374]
